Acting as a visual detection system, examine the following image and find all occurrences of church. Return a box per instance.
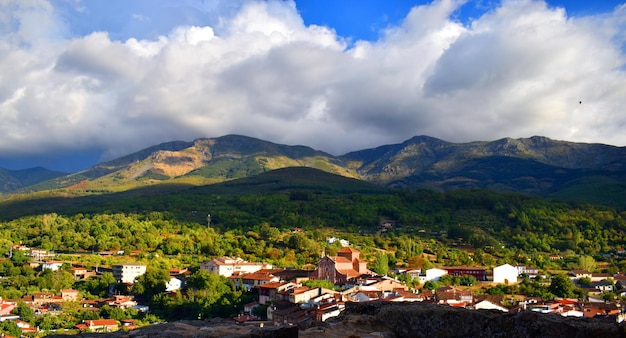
[316,247,370,285]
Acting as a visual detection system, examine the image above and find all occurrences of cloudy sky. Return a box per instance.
[1,0,625,172]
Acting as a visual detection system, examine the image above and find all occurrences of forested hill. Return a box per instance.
[2,134,626,208]
[0,167,67,193]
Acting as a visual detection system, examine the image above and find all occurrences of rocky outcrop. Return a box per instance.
[303,301,626,338]
[49,302,625,338]
[46,319,299,338]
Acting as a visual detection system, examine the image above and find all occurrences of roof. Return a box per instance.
[259,281,290,289]
[443,266,486,271]
[86,319,118,326]
[337,247,358,253]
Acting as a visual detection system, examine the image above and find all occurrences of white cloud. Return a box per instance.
[0,0,625,170]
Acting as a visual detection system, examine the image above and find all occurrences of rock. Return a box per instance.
[48,302,626,338]
[302,301,626,338]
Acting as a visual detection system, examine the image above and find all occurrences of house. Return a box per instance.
[327,237,349,247]
[315,247,369,285]
[567,270,592,280]
[0,302,16,316]
[357,276,408,292]
[285,286,329,304]
[81,319,119,332]
[435,286,472,304]
[112,263,146,284]
[352,290,382,302]
[41,261,64,271]
[228,269,282,289]
[590,280,614,292]
[493,264,519,284]
[107,295,137,309]
[15,319,37,334]
[315,301,345,322]
[69,267,92,280]
[443,266,487,281]
[30,248,54,261]
[423,268,448,282]
[200,257,272,278]
[165,277,183,292]
[258,282,296,305]
[590,273,612,282]
[33,292,60,305]
[61,289,80,302]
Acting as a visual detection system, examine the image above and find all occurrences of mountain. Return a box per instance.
[3,134,626,207]
[20,135,356,194]
[341,135,626,200]
[0,167,67,193]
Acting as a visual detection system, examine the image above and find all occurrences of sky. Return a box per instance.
[1,0,625,172]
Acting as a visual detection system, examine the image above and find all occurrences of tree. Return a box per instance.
[422,280,439,290]
[133,267,170,302]
[371,252,389,276]
[578,255,596,272]
[12,301,34,323]
[0,320,20,337]
[302,279,335,290]
[578,276,592,286]
[549,274,577,298]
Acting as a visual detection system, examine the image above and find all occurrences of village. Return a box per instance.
[1,241,626,335]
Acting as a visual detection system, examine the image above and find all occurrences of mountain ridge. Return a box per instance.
[2,134,625,207]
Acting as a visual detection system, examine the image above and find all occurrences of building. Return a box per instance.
[493,264,519,284]
[61,289,79,302]
[315,247,369,285]
[112,263,146,284]
[258,282,296,305]
[165,277,183,292]
[41,261,64,271]
[443,266,487,281]
[423,268,448,282]
[200,257,272,278]
[79,319,119,332]
[228,269,282,289]
[568,270,592,281]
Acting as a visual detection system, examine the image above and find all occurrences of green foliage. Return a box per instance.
[302,279,336,290]
[0,320,21,337]
[133,267,170,302]
[12,301,34,323]
[251,304,269,320]
[578,255,596,272]
[578,276,592,286]
[422,280,439,290]
[439,274,478,286]
[549,274,577,298]
[371,252,389,276]
[153,270,247,321]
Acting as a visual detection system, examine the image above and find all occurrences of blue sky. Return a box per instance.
[1,0,625,171]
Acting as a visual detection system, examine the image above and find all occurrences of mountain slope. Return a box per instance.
[4,134,626,208]
[23,135,357,193]
[0,167,67,193]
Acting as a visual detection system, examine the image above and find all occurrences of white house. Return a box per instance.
[493,264,519,284]
[327,237,350,247]
[41,261,63,271]
[423,268,448,282]
[112,263,147,284]
[200,257,272,278]
[165,277,183,292]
